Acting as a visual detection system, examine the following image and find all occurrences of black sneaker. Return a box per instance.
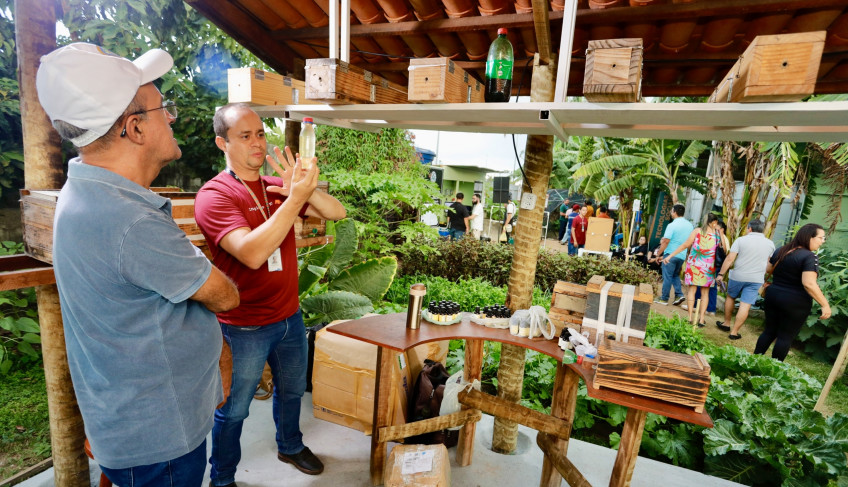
[672,297,686,306]
[716,321,731,332]
[278,447,324,475]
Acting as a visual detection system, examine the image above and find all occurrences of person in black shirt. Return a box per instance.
[629,235,649,266]
[447,193,471,240]
[754,223,831,361]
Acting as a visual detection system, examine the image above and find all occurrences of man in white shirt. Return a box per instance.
[469,193,484,240]
[501,198,516,243]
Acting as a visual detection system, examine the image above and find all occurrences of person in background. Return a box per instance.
[596,205,611,218]
[654,204,694,306]
[629,235,649,266]
[561,203,579,253]
[558,198,571,242]
[500,197,516,243]
[570,205,589,254]
[195,103,346,486]
[469,193,484,240]
[755,223,830,361]
[693,220,732,316]
[715,219,774,340]
[38,43,240,487]
[447,192,470,240]
[585,198,595,218]
[665,213,722,326]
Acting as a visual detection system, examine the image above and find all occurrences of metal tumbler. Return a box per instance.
[406,283,426,330]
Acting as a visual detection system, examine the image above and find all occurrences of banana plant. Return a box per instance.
[298,218,398,326]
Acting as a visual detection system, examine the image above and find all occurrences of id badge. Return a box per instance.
[267,248,283,272]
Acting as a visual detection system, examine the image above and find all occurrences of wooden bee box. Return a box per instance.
[227,67,320,106]
[581,275,653,347]
[583,38,643,102]
[594,340,711,412]
[709,31,825,103]
[306,58,409,105]
[407,57,484,103]
[19,190,60,264]
[548,280,588,338]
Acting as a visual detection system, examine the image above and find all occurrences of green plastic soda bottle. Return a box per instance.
[485,28,513,103]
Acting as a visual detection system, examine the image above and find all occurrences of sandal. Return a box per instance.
[729,334,742,340]
[697,321,706,328]
[716,321,731,332]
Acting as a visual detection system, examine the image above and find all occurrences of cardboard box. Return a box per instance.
[583,38,643,102]
[227,67,320,106]
[311,325,411,433]
[408,57,484,103]
[385,444,450,487]
[584,217,615,252]
[709,31,825,103]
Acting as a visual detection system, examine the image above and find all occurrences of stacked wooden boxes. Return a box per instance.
[583,38,643,102]
[581,275,653,346]
[594,340,711,412]
[548,280,588,338]
[306,58,408,104]
[19,182,333,265]
[407,57,484,103]
[227,67,320,106]
[709,31,825,103]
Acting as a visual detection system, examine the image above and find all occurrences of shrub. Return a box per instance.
[386,274,551,312]
[397,238,659,292]
[797,247,848,362]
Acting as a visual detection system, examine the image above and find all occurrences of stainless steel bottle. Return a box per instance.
[406,283,426,330]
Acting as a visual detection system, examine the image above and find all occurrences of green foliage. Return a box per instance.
[301,291,374,326]
[798,248,848,362]
[0,362,51,479]
[318,126,421,176]
[0,243,40,374]
[328,257,398,304]
[386,274,551,313]
[398,238,659,293]
[0,5,22,204]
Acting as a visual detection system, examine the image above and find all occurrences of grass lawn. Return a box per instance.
[0,361,51,482]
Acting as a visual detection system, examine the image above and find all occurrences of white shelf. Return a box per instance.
[252,101,848,143]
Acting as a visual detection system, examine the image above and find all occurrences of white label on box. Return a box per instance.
[401,450,434,475]
[397,354,406,370]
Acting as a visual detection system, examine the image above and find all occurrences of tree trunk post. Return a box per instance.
[16,1,89,484]
[493,52,555,454]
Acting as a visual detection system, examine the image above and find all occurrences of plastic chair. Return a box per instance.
[84,438,113,487]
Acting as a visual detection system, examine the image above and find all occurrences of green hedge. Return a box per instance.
[798,248,848,362]
[397,238,660,292]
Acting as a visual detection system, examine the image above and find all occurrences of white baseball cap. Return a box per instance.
[36,43,173,147]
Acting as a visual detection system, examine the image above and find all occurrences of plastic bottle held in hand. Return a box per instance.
[485,28,513,102]
[299,117,316,169]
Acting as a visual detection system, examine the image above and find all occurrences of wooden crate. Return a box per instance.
[583,38,643,102]
[584,217,614,252]
[548,280,588,338]
[20,182,333,265]
[227,67,320,106]
[709,31,825,103]
[306,58,409,104]
[593,340,711,412]
[581,275,653,346]
[407,57,484,103]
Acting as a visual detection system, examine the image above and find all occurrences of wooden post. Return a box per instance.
[609,408,648,487]
[457,338,483,466]
[539,365,579,487]
[15,1,87,485]
[815,328,848,412]
[370,347,395,486]
[494,49,556,453]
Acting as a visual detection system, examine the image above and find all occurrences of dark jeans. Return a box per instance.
[210,310,308,485]
[558,219,567,241]
[660,256,685,301]
[449,228,465,241]
[101,439,206,487]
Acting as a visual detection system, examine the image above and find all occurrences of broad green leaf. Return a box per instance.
[13,317,40,333]
[328,256,397,304]
[301,290,373,324]
[326,218,357,280]
[655,424,697,467]
[17,340,37,357]
[298,264,327,299]
[704,419,748,456]
[21,333,41,344]
[794,439,847,475]
[704,453,767,486]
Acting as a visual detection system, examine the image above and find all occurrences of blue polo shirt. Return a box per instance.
[663,216,695,261]
[53,159,222,469]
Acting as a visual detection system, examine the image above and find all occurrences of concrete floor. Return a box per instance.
[20,394,742,487]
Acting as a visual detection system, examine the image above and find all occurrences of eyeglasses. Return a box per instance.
[120,101,178,137]
[815,235,827,242]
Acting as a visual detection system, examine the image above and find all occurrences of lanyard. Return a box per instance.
[227,169,271,221]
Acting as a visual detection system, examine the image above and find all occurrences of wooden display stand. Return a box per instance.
[327,313,713,487]
[408,57,484,104]
[306,58,409,104]
[583,38,643,103]
[709,31,825,103]
[584,216,614,252]
[227,67,320,106]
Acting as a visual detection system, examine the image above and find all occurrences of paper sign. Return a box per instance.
[401,449,434,475]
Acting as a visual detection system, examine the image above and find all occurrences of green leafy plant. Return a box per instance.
[0,242,40,374]
[298,219,398,325]
[798,247,848,362]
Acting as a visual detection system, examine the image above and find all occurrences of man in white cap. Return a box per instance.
[36,43,239,486]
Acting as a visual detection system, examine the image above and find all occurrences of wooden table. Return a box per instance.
[328,313,713,487]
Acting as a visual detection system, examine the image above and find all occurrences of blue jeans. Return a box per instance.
[661,256,685,301]
[101,439,206,487]
[449,228,465,240]
[695,284,718,312]
[210,310,308,486]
